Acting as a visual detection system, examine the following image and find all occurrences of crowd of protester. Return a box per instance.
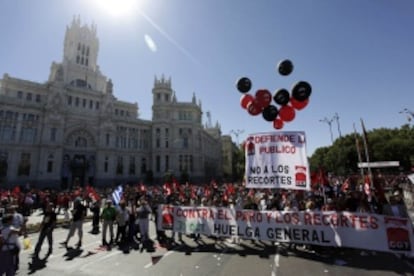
[0,172,412,275]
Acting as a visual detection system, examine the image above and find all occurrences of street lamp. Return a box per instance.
[319,117,334,144]
[399,108,414,124]
[230,129,244,145]
[333,112,342,138]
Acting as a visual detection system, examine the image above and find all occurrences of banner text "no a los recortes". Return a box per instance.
[245,131,310,190]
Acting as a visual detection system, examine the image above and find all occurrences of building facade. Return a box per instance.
[0,17,223,188]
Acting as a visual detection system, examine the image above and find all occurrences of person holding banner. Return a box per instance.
[382,191,408,218]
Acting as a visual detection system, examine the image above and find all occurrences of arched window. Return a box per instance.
[75,137,87,148]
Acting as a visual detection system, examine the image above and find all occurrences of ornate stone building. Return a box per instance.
[0,17,222,188]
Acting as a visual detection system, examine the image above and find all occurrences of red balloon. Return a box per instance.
[279,105,296,122]
[273,118,284,129]
[240,94,254,109]
[290,97,309,110]
[247,100,262,116]
[255,89,272,109]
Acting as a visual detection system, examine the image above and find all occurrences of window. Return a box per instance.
[165,128,169,148]
[89,100,93,109]
[85,59,88,66]
[82,98,86,107]
[17,91,23,99]
[0,151,8,177]
[75,97,79,106]
[18,153,31,176]
[156,93,161,101]
[20,127,36,143]
[129,156,135,175]
[68,96,72,105]
[86,47,90,56]
[35,94,41,103]
[76,56,80,64]
[50,127,57,142]
[96,101,100,110]
[47,154,54,173]
[156,128,160,148]
[156,155,161,172]
[75,137,87,147]
[116,156,123,175]
[26,93,32,101]
[141,158,146,174]
[165,155,169,171]
[106,133,110,146]
[104,156,109,173]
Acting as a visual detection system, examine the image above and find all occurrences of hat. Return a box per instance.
[106,199,113,204]
[393,190,401,197]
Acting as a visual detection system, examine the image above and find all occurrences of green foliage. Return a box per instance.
[309,124,414,174]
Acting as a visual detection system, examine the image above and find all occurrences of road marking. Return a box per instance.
[79,250,122,270]
[272,243,280,276]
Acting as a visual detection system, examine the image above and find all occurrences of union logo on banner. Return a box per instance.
[244,131,310,190]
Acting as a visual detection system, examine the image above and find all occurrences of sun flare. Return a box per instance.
[95,0,140,17]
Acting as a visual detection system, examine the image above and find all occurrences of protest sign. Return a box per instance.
[158,205,414,256]
[245,131,310,190]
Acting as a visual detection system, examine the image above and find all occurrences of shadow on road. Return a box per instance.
[63,247,84,260]
[160,237,414,275]
[28,252,51,275]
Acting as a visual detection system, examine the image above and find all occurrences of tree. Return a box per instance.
[309,125,414,174]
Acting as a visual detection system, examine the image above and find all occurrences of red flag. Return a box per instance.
[204,185,211,197]
[163,182,172,196]
[86,185,100,201]
[11,186,21,197]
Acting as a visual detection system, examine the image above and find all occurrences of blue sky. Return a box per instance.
[1,0,413,156]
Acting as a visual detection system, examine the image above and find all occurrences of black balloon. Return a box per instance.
[262,105,279,122]
[278,59,294,76]
[273,89,290,106]
[236,77,252,93]
[292,81,312,101]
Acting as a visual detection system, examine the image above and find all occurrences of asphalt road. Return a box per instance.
[16,219,414,276]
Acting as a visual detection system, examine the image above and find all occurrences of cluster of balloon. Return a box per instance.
[237,59,312,130]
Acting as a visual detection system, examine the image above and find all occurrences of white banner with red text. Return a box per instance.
[245,131,310,190]
[158,205,414,256]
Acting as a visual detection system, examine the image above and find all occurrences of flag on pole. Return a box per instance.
[360,118,373,189]
[112,185,123,205]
